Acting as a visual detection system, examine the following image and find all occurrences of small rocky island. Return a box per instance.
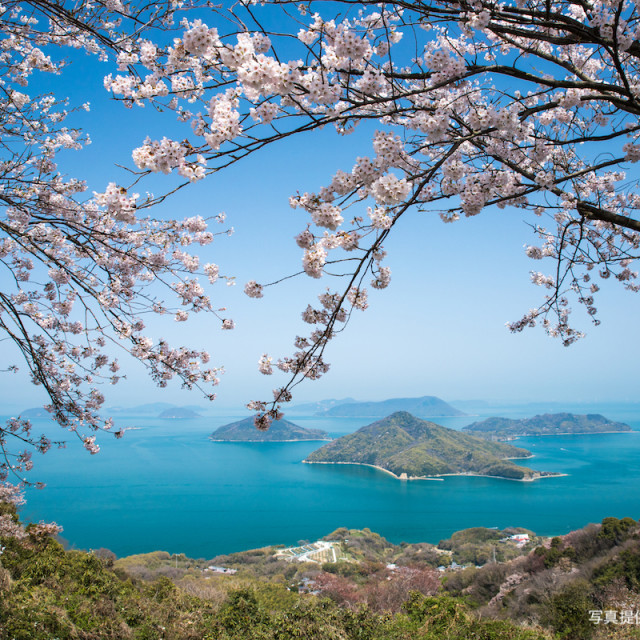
[210,417,331,442]
[305,411,559,481]
[463,413,631,439]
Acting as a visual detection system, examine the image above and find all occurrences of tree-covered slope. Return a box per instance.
[0,498,552,640]
[463,413,631,438]
[320,396,466,418]
[442,516,640,640]
[211,417,330,441]
[305,412,551,480]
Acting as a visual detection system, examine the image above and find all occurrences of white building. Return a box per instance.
[510,534,530,542]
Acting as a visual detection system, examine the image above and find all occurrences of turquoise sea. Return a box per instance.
[10,407,640,559]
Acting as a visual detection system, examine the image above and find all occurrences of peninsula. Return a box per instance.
[305,412,559,481]
[463,413,632,439]
[210,417,331,442]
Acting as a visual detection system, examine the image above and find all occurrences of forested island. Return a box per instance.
[464,413,632,439]
[210,417,331,442]
[305,412,559,480]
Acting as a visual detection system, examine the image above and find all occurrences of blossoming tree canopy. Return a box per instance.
[0,0,236,484]
[2,0,640,479]
[110,0,640,426]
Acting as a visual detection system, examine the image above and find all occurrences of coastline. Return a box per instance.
[303,460,567,482]
[489,430,634,440]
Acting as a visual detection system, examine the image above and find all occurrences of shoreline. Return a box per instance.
[490,430,634,440]
[303,460,567,482]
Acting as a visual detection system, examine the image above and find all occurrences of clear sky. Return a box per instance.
[2,33,640,416]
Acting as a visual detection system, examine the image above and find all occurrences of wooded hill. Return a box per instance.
[464,413,631,438]
[305,412,554,480]
[210,417,330,442]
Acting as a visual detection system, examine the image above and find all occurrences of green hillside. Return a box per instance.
[210,417,330,442]
[305,412,556,480]
[464,413,631,438]
[4,495,638,640]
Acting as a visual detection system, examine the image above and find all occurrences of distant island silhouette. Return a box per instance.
[211,417,331,442]
[315,395,466,418]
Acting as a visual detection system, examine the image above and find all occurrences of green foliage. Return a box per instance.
[0,525,220,640]
[543,579,596,640]
[593,548,640,590]
[438,527,534,566]
[401,593,550,640]
[322,561,375,578]
[217,589,270,632]
[598,518,637,545]
[479,463,525,480]
[330,528,397,562]
[319,527,444,569]
[464,413,631,438]
[0,500,19,522]
[440,516,640,640]
[396,542,447,568]
[440,528,504,548]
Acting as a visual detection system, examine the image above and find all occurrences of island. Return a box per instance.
[18,407,51,419]
[318,395,466,418]
[305,411,560,481]
[210,417,331,442]
[109,402,176,415]
[463,413,632,439]
[289,398,356,414]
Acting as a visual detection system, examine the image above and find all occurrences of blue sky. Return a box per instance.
[3,30,640,416]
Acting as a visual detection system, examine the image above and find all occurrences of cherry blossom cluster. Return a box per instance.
[0,0,240,484]
[4,0,640,442]
[100,0,640,420]
[0,482,61,540]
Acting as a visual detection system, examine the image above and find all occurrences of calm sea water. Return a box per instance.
[9,407,640,559]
